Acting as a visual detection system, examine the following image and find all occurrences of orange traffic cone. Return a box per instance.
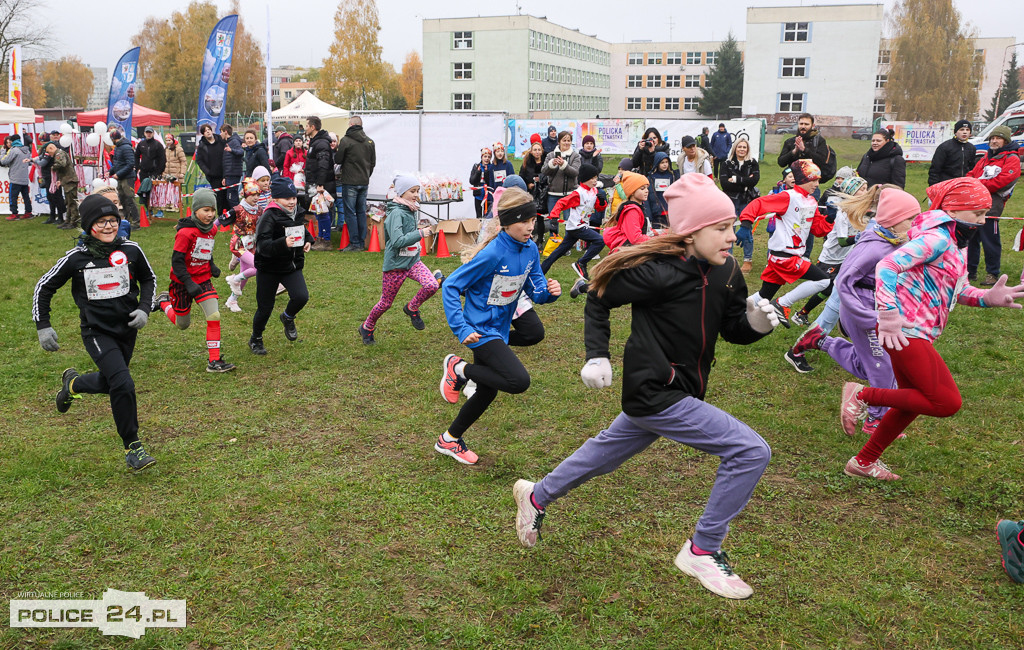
[421,236,429,255]
[185,204,192,218]
[139,205,150,228]
[367,224,381,252]
[307,221,317,239]
[337,224,350,250]
[436,229,451,258]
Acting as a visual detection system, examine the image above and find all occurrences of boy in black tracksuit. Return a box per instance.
[32,194,158,471]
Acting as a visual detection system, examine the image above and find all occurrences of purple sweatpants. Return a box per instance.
[533,396,770,552]
[820,324,895,421]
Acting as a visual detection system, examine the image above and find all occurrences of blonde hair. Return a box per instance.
[728,135,751,162]
[460,187,534,263]
[841,183,899,230]
[590,234,688,297]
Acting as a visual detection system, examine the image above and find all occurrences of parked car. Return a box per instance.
[970,101,1024,160]
[775,124,797,135]
[852,126,874,140]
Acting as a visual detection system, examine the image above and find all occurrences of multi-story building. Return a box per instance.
[422,15,611,118]
[279,81,318,106]
[270,66,311,108]
[87,67,108,110]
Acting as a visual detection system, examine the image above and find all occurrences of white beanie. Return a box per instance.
[393,174,420,198]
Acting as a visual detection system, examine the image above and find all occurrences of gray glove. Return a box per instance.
[38,327,59,351]
[127,309,149,329]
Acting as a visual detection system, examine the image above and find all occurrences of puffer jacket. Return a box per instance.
[542,148,582,196]
[164,145,188,179]
[856,141,906,188]
[110,139,136,181]
[222,134,244,180]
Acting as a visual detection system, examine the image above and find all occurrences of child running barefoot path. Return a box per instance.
[33,195,158,471]
[841,177,1024,481]
[514,175,781,600]
[437,188,560,464]
[358,174,439,344]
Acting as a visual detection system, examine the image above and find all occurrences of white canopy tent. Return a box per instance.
[0,100,36,124]
[271,91,350,121]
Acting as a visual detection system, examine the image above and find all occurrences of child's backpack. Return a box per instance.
[813,136,838,182]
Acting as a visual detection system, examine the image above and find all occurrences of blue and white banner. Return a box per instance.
[196,14,238,134]
[106,47,140,134]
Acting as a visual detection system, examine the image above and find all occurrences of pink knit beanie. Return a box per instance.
[664,174,736,236]
[875,188,922,228]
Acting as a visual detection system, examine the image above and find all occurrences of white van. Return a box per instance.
[970,100,1024,160]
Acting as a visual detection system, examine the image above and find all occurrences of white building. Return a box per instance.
[87,67,108,110]
[271,66,312,107]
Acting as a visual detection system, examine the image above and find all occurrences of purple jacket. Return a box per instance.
[835,223,900,333]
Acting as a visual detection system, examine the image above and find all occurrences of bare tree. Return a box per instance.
[0,0,47,101]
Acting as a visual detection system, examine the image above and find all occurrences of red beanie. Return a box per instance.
[926,177,992,212]
[529,133,542,145]
[664,174,735,236]
[874,188,921,228]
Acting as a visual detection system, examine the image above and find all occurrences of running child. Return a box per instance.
[437,188,560,465]
[840,177,1024,481]
[33,194,158,471]
[358,174,439,344]
[540,163,606,280]
[740,160,834,327]
[248,177,312,355]
[154,188,236,373]
[512,174,780,600]
[223,179,263,312]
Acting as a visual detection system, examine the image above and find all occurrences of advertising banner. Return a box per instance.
[196,15,238,134]
[106,48,140,134]
[645,119,765,162]
[884,121,956,162]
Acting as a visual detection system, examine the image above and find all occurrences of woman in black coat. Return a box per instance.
[630,127,671,176]
[856,128,906,188]
[243,129,271,175]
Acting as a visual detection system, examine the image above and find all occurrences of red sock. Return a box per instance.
[206,320,221,361]
[161,301,176,324]
[530,493,544,511]
[690,541,714,556]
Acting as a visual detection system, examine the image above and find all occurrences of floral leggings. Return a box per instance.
[363,261,439,330]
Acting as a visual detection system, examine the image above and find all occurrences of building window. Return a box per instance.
[452,93,473,110]
[873,98,887,114]
[530,31,535,48]
[684,74,700,88]
[878,49,890,65]
[876,74,887,89]
[683,97,699,111]
[453,31,473,49]
[628,52,642,65]
[647,52,662,65]
[666,52,682,65]
[782,22,809,42]
[665,75,681,88]
[647,75,662,88]
[705,51,718,66]
[665,97,680,111]
[627,74,643,88]
[453,62,473,80]
[627,97,641,110]
[646,97,661,110]
[778,92,805,112]
[686,51,702,65]
[780,57,807,78]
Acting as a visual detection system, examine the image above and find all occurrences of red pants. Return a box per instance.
[856,338,962,464]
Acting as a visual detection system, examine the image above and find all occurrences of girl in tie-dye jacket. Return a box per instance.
[839,177,1024,482]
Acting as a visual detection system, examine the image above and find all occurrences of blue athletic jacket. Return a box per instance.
[442,231,557,348]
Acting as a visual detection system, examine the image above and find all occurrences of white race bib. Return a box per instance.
[285,225,305,248]
[487,271,527,306]
[494,169,507,184]
[192,236,215,260]
[241,234,255,252]
[654,177,670,192]
[84,265,130,301]
[398,244,419,257]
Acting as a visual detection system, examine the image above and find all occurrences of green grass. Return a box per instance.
[2,140,1024,648]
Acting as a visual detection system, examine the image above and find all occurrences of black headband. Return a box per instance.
[498,201,537,226]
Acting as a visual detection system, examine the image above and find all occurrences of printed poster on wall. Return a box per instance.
[196,15,238,134]
[884,121,956,162]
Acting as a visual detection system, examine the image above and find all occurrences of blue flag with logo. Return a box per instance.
[196,14,238,134]
[106,47,140,134]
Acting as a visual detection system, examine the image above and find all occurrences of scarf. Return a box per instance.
[866,140,898,161]
[191,214,216,233]
[394,195,420,212]
[81,234,124,259]
[873,223,906,246]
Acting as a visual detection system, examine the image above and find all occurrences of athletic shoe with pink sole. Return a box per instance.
[844,456,901,481]
[440,354,465,404]
[434,434,478,465]
[792,324,826,356]
[840,382,868,436]
[513,479,545,548]
[674,539,754,599]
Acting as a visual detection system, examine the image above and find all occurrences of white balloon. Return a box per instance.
[86,133,100,147]
[102,133,113,146]
[93,121,106,133]
[59,135,72,148]
[59,123,73,134]
[108,178,118,188]
[92,177,107,190]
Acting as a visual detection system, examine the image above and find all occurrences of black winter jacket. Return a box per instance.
[110,139,136,180]
[719,158,760,199]
[243,141,271,175]
[33,239,156,338]
[856,141,906,188]
[196,134,225,180]
[631,142,671,176]
[584,255,766,417]
[777,131,831,170]
[335,125,376,186]
[273,133,293,170]
[304,129,336,192]
[254,203,314,274]
[222,134,244,180]
[928,138,977,186]
[135,138,166,177]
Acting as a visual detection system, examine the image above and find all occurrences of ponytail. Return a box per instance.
[841,183,899,230]
[589,234,691,297]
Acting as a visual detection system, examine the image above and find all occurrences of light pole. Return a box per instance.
[992,42,1024,117]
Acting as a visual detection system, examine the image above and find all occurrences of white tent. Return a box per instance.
[0,100,36,124]
[271,91,350,121]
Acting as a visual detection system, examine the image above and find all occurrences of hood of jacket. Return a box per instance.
[344,125,368,142]
[907,208,954,240]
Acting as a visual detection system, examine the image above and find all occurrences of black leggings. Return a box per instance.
[540,227,605,273]
[252,269,309,337]
[47,188,65,217]
[76,332,139,448]
[759,261,830,301]
[448,311,543,437]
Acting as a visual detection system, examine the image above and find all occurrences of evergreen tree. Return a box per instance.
[985,51,1021,121]
[698,33,743,119]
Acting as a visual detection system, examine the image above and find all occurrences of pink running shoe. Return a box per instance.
[674,540,754,599]
[440,354,466,404]
[792,324,826,356]
[840,382,868,436]
[434,434,478,465]
[844,456,901,481]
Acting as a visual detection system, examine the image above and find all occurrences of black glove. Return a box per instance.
[186,281,203,298]
[739,221,752,231]
[596,188,607,202]
[210,263,221,278]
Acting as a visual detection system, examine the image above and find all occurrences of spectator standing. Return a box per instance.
[282,137,306,181]
[336,116,377,252]
[677,135,712,177]
[195,124,228,216]
[856,128,906,188]
[695,127,712,155]
[30,143,62,224]
[631,127,671,176]
[777,113,831,172]
[50,143,78,230]
[542,131,582,218]
[303,116,337,217]
[135,126,166,215]
[242,129,271,176]
[1,134,32,220]
[579,135,604,172]
[719,138,761,272]
[109,128,139,228]
[163,134,188,181]
[541,125,559,156]
[928,120,976,186]
[221,125,244,210]
[272,125,293,172]
[966,125,1022,285]
[710,123,734,179]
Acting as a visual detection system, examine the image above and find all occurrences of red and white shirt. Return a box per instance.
[739,186,832,257]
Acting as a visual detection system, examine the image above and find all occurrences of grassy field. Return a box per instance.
[2,139,1023,648]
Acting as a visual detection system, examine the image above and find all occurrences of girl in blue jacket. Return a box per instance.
[436,188,561,465]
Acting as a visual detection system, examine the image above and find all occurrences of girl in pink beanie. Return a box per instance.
[513,174,781,600]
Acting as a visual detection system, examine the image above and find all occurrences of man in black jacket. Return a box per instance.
[303,116,335,214]
[135,127,166,214]
[110,128,140,228]
[273,125,293,172]
[195,124,227,216]
[777,113,831,171]
[335,116,377,251]
[928,120,976,186]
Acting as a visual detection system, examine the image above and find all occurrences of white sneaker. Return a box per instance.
[225,294,242,313]
[674,539,754,599]
[228,255,240,271]
[513,479,545,548]
[226,274,243,296]
[463,379,477,399]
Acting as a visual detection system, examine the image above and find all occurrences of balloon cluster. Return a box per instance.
[84,121,114,148]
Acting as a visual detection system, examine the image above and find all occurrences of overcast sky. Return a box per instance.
[33,0,1024,70]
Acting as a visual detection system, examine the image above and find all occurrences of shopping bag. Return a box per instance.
[542,236,563,257]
